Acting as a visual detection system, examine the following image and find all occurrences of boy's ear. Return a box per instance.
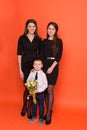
[41,64,43,68]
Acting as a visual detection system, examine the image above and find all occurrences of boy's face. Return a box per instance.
[33,60,43,71]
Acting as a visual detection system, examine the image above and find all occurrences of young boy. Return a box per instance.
[26,57,48,125]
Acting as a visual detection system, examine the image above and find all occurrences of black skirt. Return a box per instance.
[22,61,33,83]
[43,59,59,85]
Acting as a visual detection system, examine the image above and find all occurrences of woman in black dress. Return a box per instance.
[17,19,41,118]
[41,22,63,124]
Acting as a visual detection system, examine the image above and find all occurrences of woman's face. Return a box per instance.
[27,22,36,34]
[47,24,56,37]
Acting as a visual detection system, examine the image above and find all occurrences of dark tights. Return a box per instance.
[21,68,32,117]
[45,85,54,120]
[22,87,32,116]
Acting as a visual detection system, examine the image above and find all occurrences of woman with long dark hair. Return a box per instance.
[17,19,41,119]
[41,22,63,124]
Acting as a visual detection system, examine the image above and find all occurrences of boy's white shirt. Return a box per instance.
[27,70,48,93]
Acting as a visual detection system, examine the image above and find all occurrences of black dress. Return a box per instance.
[41,38,63,85]
[17,34,41,83]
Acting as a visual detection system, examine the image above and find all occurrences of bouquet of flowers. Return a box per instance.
[25,79,38,104]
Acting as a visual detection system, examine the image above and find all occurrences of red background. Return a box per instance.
[0,0,87,130]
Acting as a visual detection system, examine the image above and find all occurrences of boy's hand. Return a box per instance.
[34,90,38,94]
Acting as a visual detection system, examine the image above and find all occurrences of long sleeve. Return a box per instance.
[17,36,23,55]
[55,38,63,62]
[37,72,48,93]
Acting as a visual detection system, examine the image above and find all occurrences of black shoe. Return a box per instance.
[45,111,52,125]
[45,119,51,125]
[44,115,46,120]
[21,110,26,116]
[28,115,32,119]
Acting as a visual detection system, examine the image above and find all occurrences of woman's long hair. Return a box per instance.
[24,19,39,37]
[47,22,59,57]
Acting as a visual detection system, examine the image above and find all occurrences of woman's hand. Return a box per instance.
[47,67,53,74]
[47,61,57,74]
[30,68,35,72]
[19,69,24,80]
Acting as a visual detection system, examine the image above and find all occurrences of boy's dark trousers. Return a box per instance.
[32,92,44,119]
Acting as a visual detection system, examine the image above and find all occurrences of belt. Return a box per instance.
[47,57,55,60]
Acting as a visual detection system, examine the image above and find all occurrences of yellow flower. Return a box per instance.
[31,82,36,87]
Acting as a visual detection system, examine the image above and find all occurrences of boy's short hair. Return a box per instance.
[33,57,43,64]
